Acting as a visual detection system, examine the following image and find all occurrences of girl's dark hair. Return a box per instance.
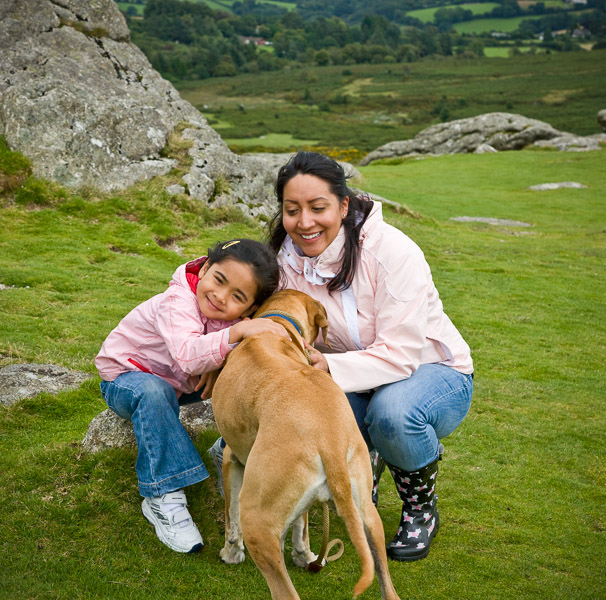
[207,239,280,307]
[267,151,373,293]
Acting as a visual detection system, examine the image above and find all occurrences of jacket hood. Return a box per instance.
[170,262,191,290]
[358,200,384,244]
[170,256,207,291]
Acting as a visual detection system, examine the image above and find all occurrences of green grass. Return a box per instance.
[482,46,518,57]
[197,0,236,11]
[1,138,605,598]
[185,0,295,12]
[519,0,568,6]
[117,2,144,16]
[406,3,500,23]
[258,0,296,10]
[223,132,319,147]
[0,137,32,193]
[483,47,508,58]
[453,16,540,33]
[179,50,606,154]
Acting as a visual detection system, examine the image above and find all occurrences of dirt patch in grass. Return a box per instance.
[541,89,578,105]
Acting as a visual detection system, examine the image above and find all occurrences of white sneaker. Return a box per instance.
[142,490,203,553]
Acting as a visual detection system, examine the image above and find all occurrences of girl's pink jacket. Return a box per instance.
[95,258,237,393]
[278,202,473,393]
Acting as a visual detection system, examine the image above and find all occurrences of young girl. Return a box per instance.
[95,239,286,554]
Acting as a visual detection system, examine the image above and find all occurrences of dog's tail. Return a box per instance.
[322,457,376,599]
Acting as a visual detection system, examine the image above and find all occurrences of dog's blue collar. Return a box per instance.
[259,312,302,335]
[257,311,311,365]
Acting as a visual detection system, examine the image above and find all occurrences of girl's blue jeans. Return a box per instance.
[100,371,210,498]
[346,363,473,472]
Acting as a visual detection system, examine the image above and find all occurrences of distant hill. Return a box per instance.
[117,0,577,25]
[120,0,606,82]
[118,0,602,35]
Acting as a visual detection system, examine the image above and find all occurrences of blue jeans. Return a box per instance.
[346,364,473,472]
[100,371,210,498]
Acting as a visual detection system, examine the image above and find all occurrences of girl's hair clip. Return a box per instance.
[222,240,241,250]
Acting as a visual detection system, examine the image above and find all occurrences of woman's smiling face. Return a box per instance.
[282,173,349,257]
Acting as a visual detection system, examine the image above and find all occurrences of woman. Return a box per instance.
[267,151,474,562]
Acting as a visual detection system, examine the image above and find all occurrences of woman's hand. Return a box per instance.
[304,341,329,372]
[228,317,289,344]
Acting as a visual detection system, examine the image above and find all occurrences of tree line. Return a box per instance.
[127,0,606,81]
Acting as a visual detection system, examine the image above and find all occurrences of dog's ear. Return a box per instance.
[313,302,331,348]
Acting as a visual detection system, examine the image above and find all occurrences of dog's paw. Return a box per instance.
[291,549,318,569]
[220,544,246,564]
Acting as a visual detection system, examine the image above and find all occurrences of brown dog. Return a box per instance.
[212,290,400,600]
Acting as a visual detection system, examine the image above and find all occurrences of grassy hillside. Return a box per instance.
[178,49,606,156]
[1,136,604,598]
[117,0,573,26]
[407,2,501,23]
[117,1,144,16]
[117,0,296,15]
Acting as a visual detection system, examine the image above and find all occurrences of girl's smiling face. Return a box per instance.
[196,259,258,321]
[282,173,349,257]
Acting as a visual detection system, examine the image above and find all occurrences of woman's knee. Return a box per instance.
[365,384,425,437]
[363,377,437,466]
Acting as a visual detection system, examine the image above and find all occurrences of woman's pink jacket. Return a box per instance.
[278,202,473,393]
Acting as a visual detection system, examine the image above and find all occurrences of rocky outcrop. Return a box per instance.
[598,109,606,132]
[82,403,216,453]
[450,216,531,227]
[0,0,277,216]
[0,0,186,189]
[181,130,277,218]
[533,133,606,152]
[473,143,498,154]
[0,363,91,406]
[527,181,588,191]
[360,112,605,165]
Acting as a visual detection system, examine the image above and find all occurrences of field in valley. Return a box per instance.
[178,50,606,157]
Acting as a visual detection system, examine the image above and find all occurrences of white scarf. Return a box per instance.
[281,236,363,350]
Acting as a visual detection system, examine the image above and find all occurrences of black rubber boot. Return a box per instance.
[370,449,386,506]
[386,458,440,562]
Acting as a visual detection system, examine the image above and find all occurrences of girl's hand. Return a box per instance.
[228,318,289,344]
[195,369,220,400]
[304,341,329,372]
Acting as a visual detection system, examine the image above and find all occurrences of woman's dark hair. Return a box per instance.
[267,151,373,293]
[207,239,280,307]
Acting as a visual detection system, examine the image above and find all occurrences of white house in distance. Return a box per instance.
[239,36,272,46]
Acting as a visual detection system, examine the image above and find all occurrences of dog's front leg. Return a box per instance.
[220,447,246,564]
[291,512,318,568]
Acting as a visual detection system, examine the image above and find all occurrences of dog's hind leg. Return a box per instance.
[220,446,246,564]
[241,510,300,600]
[291,512,317,568]
[238,448,304,600]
